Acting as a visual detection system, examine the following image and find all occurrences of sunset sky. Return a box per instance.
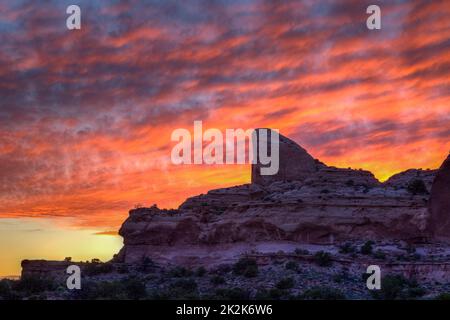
[1,0,450,276]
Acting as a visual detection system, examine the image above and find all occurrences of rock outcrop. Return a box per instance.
[114,130,449,266]
[429,154,450,240]
[251,129,324,185]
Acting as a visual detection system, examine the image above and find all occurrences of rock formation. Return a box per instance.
[251,128,324,185]
[428,153,450,240]
[114,130,449,266]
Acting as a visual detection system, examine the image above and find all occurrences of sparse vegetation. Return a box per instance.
[232,258,259,278]
[276,277,295,290]
[13,276,57,295]
[407,179,428,195]
[84,262,114,276]
[314,251,332,267]
[195,266,206,277]
[371,275,426,300]
[360,241,374,255]
[210,275,225,285]
[0,279,12,299]
[168,266,193,278]
[435,293,450,300]
[285,260,299,271]
[339,243,356,254]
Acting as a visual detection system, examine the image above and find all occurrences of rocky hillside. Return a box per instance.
[115,130,450,267]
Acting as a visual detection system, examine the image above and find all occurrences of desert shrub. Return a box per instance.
[232,258,258,278]
[122,277,147,300]
[210,275,225,285]
[339,243,356,254]
[407,179,428,195]
[360,241,374,255]
[214,287,250,300]
[314,251,332,267]
[13,276,57,295]
[0,279,12,299]
[371,275,426,300]
[72,280,125,300]
[84,262,114,276]
[195,267,206,277]
[96,281,127,299]
[168,266,193,278]
[149,281,198,300]
[70,277,147,300]
[172,279,197,291]
[276,277,295,290]
[301,286,346,300]
[435,293,450,300]
[285,261,299,271]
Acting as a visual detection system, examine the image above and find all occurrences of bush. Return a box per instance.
[360,241,374,255]
[122,277,147,300]
[276,277,295,290]
[170,279,198,292]
[233,258,259,278]
[195,267,206,277]
[210,275,225,285]
[71,280,126,300]
[371,275,426,300]
[0,279,12,298]
[150,279,198,300]
[407,179,428,195]
[168,266,193,278]
[301,286,346,300]
[435,293,450,300]
[285,261,299,271]
[314,251,332,267]
[339,243,356,254]
[13,276,57,295]
[333,271,349,283]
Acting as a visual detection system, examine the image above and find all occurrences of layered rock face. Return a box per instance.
[429,154,450,240]
[116,131,449,266]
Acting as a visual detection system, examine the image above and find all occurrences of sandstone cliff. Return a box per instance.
[115,131,449,266]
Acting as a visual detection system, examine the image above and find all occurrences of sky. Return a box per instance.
[0,0,449,276]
